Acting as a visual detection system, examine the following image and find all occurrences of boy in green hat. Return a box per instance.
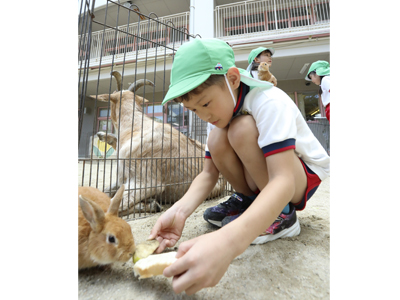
[148,38,330,295]
[246,46,275,78]
[306,60,330,122]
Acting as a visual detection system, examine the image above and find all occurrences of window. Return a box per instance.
[166,103,188,132]
[137,28,168,50]
[267,9,289,30]
[169,26,190,44]
[97,108,114,133]
[314,2,330,23]
[147,104,164,114]
[296,92,321,121]
[143,102,188,133]
[145,103,165,123]
[224,12,266,36]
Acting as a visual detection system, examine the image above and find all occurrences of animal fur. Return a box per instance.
[91,72,225,215]
[78,185,136,269]
[258,62,277,86]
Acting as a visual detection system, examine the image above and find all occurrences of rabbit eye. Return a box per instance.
[107,234,117,244]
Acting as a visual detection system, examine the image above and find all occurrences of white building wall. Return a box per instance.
[190,0,215,39]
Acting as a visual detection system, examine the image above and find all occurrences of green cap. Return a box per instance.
[162,39,273,105]
[305,60,330,80]
[247,47,275,65]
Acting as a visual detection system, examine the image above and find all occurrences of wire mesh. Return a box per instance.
[78,0,231,221]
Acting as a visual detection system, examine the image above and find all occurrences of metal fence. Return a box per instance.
[78,0,230,221]
[307,118,330,155]
[79,11,190,67]
[215,0,330,39]
[78,0,329,221]
[80,0,330,68]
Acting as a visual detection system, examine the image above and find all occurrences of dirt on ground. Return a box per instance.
[78,178,330,300]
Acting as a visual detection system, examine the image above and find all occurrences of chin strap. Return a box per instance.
[224,74,236,107]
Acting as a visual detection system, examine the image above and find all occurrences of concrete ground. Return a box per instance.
[78,178,330,300]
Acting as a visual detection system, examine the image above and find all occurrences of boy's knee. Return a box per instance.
[228,116,258,147]
[207,127,229,155]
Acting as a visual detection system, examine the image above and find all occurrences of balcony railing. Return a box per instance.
[79,12,190,66]
[79,1,330,67]
[215,0,330,40]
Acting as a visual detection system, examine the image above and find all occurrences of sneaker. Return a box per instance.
[203,193,254,227]
[221,203,301,244]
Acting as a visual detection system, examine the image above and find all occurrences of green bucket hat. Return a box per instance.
[305,60,330,80]
[162,38,273,105]
[247,46,275,65]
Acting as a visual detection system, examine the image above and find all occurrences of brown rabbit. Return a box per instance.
[78,185,136,270]
[258,62,278,86]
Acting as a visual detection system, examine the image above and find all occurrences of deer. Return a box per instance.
[91,71,225,215]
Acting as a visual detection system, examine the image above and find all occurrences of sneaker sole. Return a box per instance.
[206,219,222,227]
[251,218,301,245]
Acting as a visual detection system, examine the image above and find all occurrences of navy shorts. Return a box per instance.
[293,158,322,211]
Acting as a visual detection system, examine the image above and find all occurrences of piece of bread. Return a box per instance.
[133,251,177,279]
[133,239,160,263]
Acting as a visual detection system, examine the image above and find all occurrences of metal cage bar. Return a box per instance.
[78,0,231,221]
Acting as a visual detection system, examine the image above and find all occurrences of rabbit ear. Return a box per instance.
[107,185,125,216]
[79,195,105,233]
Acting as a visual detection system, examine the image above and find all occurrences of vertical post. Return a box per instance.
[189,0,195,40]
[305,0,310,26]
[192,0,214,38]
[244,2,248,34]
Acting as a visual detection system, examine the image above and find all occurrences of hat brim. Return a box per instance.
[162,73,211,105]
[238,68,274,90]
[162,68,273,105]
[248,47,275,64]
[305,69,330,81]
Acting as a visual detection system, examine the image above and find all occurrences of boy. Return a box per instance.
[306,60,331,122]
[148,39,330,295]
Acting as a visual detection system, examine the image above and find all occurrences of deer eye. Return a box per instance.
[107,234,117,244]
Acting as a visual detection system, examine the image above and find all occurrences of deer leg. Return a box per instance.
[119,175,165,215]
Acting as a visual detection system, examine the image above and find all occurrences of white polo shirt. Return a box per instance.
[320,76,330,107]
[205,84,330,181]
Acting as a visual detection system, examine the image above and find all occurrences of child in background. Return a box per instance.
[148,39,330,295]
[246,46,275,78]
[306,60,330,122]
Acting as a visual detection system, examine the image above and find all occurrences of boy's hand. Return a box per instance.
[148,206,187,254]
[163,230,236,295]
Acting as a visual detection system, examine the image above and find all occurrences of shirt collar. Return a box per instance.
[232,82,250,117]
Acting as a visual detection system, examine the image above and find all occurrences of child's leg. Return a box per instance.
[227,115,307,205]
[226,115,269,192]
[224,115,310,244]
[207,126,257,196]
[203,123,259,227]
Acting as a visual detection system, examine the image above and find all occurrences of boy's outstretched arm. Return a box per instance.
[149,158,220,253]
[163,149,305,295]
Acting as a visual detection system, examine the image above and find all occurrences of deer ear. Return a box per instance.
[109,94,120,103]
[135,96,149,104]
[90,94,109,102]
[89,93,120,103]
